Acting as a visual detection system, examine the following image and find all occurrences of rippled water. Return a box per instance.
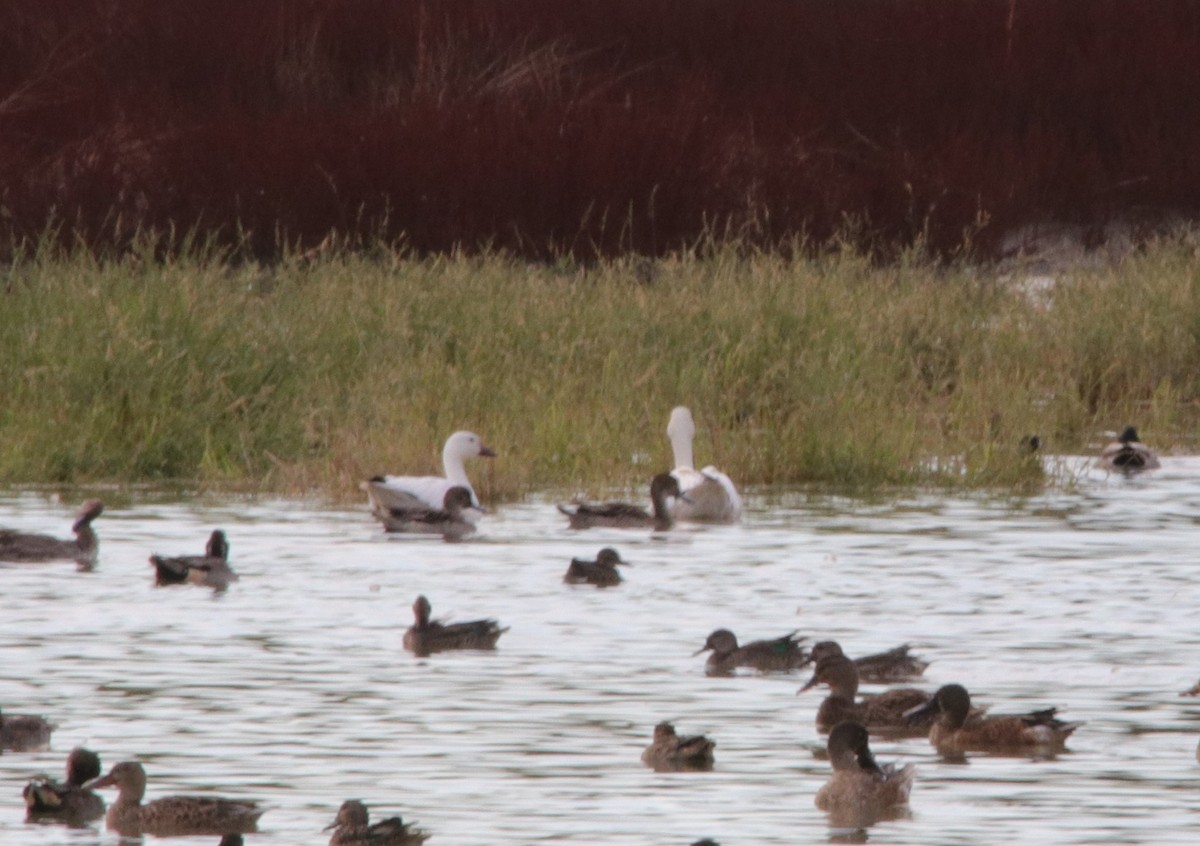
[3,457,1200,845]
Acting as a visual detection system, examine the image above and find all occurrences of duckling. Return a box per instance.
[379,486,478,538]
[815,720,914,828]
[1,705,56,752]
[808,640,929,684]
[0,499,104,566]
[563,547,628,587]
[151,529,237,591]
[325,799,430,845]
[904,683,1081,755]
[798,653,935,737]
[23,747,106,824]
[1099,425,1160,471]
[558,473,683,530]
[693,629,807,675]
[85,761,264,837]
[641,721,715,772]
[402,595,508,656]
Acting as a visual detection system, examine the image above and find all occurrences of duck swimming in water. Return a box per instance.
[815,720,914,828]
[151,529,238,591]
[558,473,684,530]
[693,629,808,675]
[85,761,265,837]
[904,683,1081,755]
[1098,425,1160,472]
[0,499,104,567]
[808,640,929,684]
[23,747,106,824]
[402,595,508,656]
[324,799,431,846]
[379,486,478,538]
[1,704,56,752]
[563,547,628,587]
[641,721,715,772]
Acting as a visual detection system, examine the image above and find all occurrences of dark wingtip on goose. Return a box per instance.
[1099,425,1161,472]
[641,721,715,772]
[150,529,237,590]
[809,640,929,684]
[903,683,1081,754]
[558,473,683,530]
[324,799,431,845]
[563,547,628,587]
[0,498,104,565]
[381,485,478,537]
[815,720,914,827]
[84,761,264,837]
[1,705,56,752]
[402,595,508,656]
[23,746,106,823]
[693,628,808,675]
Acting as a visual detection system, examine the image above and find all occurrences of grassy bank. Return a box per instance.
[3,233,1199,499]
[3,1,1200,259]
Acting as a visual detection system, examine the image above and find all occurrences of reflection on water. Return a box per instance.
[2,457,1200,844]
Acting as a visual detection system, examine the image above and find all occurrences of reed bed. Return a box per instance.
[3,233,1199,499]
[2,1,1199,259]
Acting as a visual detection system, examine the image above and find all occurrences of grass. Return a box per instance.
[3,231,1200,500]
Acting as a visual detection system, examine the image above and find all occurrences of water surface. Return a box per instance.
[2,458,1200,844]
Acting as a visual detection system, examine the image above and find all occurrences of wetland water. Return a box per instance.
[2,457,1200,844]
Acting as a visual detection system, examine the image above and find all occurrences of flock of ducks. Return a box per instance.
[0,409,1173,840]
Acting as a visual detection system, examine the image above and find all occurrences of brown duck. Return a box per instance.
[1,705,55,752]
[808,640,929,684]
[641,721,715,772]
[798,653,936,737]
[815,720,914,828]
[558,473,684,530]
[693,629,808,675]
[563,547,628,587]
[402,595,508,656]
[380,485,477,538]
[325,799,431,845]
[23,747,106,824]
[0,499,104,566]
[85,761,265,837]
[151,529,238,591]
[904,683,1081,755]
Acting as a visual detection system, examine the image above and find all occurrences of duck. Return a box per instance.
[23,746,106,824]
[325,799,431,846]
[402,595,508,656]
[379,486,477,538]
[808,640,929,684]
[665,407,742,523]
[1,705,55,752]
[84,760,264,837]
[151,529,238,590]
[693,629,808,675]
[563,547,628,587]
[363,431,496,523]
[641,721,715,772]
[815,720,914,828]
[0,499,104,566]
[1098,425,1160,471]
[797,652,937,737]
[903,683,1081,755]
[558,473,684,530]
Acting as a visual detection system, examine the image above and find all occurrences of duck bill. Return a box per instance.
[82,772,117,790]
[479,444,497,458]
[690,644,712,657]
[902,699,938,722]
[796,672,820,695]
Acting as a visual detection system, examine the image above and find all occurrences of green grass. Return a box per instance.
[3,232,1199,500]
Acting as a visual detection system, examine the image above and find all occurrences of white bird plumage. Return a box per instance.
[363,430,496,524]
[665,406,742,523]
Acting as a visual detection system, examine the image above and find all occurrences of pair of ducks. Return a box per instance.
[26,753,423,844]
[799,647,1081,753]
[366,406,743,535]
[693,629,928,681]
[0,497,238,589]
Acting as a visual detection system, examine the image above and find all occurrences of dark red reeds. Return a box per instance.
[2,0,1199,259]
